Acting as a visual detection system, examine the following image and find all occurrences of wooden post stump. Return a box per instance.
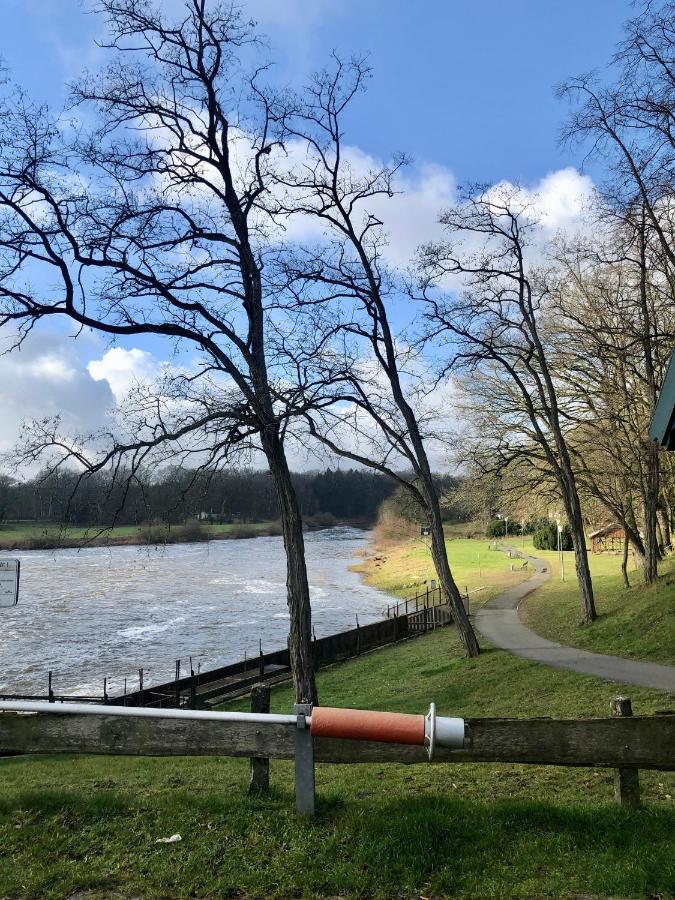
[611,696,641,808]
[249,683,270,793]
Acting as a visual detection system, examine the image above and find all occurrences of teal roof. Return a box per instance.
[649,348,675,450]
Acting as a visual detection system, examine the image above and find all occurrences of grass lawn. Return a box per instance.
[1,625,673,899]
[0,520,279,550]
[520,540,675,665]
[352,534,532,611]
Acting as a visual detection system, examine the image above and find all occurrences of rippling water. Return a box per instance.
[0,527,386,696]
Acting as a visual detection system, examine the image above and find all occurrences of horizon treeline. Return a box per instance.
[0,467,407,527]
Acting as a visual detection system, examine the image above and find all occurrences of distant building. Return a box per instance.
[588,523,625,554]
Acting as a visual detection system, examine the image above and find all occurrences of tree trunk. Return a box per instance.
[560,473,597,623]
[261,428,317,705]
[621,531,630,589]
[425,491,480,657]
[657,503,672,551]
[643,441,660,585]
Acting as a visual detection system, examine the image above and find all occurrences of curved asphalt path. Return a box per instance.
[474,549,675,693]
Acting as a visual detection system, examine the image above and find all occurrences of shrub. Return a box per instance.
[533,520,573,551]
[138,518,171,544]
[306,511,337,527]
[486,518,507,538]
[179,518,207,542]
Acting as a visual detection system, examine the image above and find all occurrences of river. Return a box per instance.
[0,526,386,696]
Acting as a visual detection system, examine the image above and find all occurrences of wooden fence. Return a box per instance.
[1,695,673,813]
[2,708,671,769]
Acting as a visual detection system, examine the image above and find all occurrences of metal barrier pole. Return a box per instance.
[293,703,315,816]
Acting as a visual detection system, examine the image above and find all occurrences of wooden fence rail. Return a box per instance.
[1,711,673,770]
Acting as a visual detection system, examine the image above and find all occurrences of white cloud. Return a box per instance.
[0,329,115,459]
[88,347,163,404]
[277,140,594,271]
[484,166,596,235]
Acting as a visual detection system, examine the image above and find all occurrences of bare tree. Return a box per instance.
[271,58,481,656]
[550,222,675,584]
[559,0,675,272]
[559,0,675,585]
[0,0,320,702]
[418,187,598,624]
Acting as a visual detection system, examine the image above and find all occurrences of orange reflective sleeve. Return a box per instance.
[310,706,425,745]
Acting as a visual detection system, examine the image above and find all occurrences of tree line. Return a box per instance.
[0,467,396,527]
[0,1,672,701]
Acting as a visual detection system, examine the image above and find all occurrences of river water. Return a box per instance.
[0,527,386,696]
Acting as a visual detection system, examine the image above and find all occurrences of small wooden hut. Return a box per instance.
[589,523,626,554]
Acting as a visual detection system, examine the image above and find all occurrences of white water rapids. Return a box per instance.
[0,527,388,697]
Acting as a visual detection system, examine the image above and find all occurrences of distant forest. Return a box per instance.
[0,468,414,527]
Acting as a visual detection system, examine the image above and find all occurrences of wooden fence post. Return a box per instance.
[611,696,641,808]
[249,683,270,794]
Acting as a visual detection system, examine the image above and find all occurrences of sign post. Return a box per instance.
[0,559,20,607]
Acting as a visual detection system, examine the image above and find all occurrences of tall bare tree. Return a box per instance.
[418,188,597,624]
[0,0,320,702]
[551,220,675,584]
[271,58,481,656]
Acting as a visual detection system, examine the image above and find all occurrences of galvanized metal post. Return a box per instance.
[293,703,315,816]
[175,659,181,708]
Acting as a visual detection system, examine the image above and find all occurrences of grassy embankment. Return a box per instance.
[0,529,673,897]
[351,521,533,611]
[518,538,675,665]
[0,519,284,551]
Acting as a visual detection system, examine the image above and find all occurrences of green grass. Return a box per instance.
[1,531,673,897]
[520,543,675,665]
[0,519,280,550]
[353,535,532,611]
[1,626,674,899]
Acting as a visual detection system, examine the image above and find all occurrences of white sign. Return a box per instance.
[0,559,20,607]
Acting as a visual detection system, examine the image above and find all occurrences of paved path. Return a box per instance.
[474,549,675,693]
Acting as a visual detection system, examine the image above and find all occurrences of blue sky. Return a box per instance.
[3,0,630,183]
[0,0,633,463]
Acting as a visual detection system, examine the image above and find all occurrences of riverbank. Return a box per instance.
[1,528,674,896]
[351,525,532,610]
[1,626,673,898]
[0,515,359,552]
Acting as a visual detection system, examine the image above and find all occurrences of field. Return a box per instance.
[0,530,673,897]
[352,530,533,610]
[0,519,282,551]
